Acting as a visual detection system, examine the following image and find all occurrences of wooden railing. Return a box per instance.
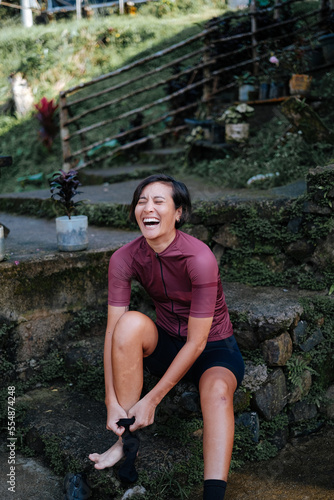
[59,0,331,171]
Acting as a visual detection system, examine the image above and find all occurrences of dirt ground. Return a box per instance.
[1,423,334,500]
[225,424,334,500]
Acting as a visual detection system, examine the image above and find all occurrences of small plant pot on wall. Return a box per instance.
[259,82,270,100]
[269,80,286,99]
[0,225,5,261]
[217,104,254,144]
[239,84,256,101]
[56,215,88,252]
[289,74,312,96]
[318,34,334,64]
[50,169,88,252]
[225,123,249,143]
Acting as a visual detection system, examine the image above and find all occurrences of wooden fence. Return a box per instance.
[45,0,157,15]
[59,0,332,171]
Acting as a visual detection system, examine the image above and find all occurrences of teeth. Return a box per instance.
[143,218,159,223]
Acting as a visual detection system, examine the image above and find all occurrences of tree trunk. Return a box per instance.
[280,97,334,145]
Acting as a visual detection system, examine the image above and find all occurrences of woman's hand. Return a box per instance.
[106,401,128,436]
[127,395,157,432]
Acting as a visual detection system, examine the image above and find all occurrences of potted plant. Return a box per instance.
[318,32,334,64]
[272,44,312,96]
[234,71,257,101]
[217,103,254,143]
[0,225,5,262]
[50,169,88,252]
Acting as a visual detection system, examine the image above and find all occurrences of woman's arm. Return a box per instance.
[104,305,129,434]
[128,315,213,429]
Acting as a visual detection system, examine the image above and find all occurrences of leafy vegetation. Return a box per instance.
[184,103,334,190]
[1,1,333,198]
[0,2,225,194]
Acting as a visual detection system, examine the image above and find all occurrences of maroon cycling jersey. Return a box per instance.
[108,230,233,341]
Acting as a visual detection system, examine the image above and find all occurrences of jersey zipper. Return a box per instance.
[156,253,181,336]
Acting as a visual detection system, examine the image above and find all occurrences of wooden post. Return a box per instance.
[59,94,72,173]
[202,35,213,117]
[76,0,82,20]
[20,0,33,27]
[119,0,124,14]
[274,0,280,21]
[320,0,330,25]
[250,0,258,76]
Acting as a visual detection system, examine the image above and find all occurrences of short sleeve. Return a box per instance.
[108,248,132,307]
[188,249,218,318]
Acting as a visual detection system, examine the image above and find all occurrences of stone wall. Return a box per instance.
[185,165,334,292]
[1,165,334,453]
[178,165,334,446]
[0,250,111,381]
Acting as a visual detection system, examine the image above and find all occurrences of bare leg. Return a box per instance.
[89,311,158,470]
[199,367,237,481]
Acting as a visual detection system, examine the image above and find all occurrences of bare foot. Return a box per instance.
[89,438,124,470]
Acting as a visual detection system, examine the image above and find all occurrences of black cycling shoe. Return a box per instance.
[63,472,92,499]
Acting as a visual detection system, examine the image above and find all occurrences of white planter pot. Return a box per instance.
[56,215,88,252]
[0,225,5,262]
[238,84,255,101]
[225,123,249,143]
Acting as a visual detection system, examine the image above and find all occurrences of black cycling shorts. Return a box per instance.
[143,324,245,389]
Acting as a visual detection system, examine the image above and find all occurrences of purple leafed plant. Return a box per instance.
[49,169,83,219]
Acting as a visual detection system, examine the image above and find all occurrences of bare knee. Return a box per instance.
[112,311,157,356]
[199,369,235,407]
[113,311,146,347]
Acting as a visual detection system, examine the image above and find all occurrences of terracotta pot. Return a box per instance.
[289,74,312,96]
[225,123,249,143]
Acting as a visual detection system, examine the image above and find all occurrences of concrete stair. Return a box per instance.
[77,163,165,186]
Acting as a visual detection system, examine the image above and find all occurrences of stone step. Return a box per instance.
[0,178,306,228]
[77,164,165,185]
[0,212,140,259]
[14,378,201,499]
[139,146,186,161]
[2,386,333,500]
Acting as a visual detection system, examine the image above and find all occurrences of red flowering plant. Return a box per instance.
[34,97,59,151]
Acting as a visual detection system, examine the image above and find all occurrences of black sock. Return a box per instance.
[117,417,140,483]
[203,479,227,500]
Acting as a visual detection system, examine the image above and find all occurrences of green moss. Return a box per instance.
[290,296,334,396]
[42,435,82,476]
[233,425,278,466]
[0,321,17,381]
[72,361,105,401]
[67,306,105,332]
[0,198,56,219]
[221,255,290,287]
[10,257,108,298]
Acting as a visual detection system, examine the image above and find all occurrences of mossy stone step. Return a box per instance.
[77,164,165,185]
[17,383,199,499]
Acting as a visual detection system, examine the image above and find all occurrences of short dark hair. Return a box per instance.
[129,174,192,229]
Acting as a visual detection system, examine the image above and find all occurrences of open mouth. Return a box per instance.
[143,218,160,227]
